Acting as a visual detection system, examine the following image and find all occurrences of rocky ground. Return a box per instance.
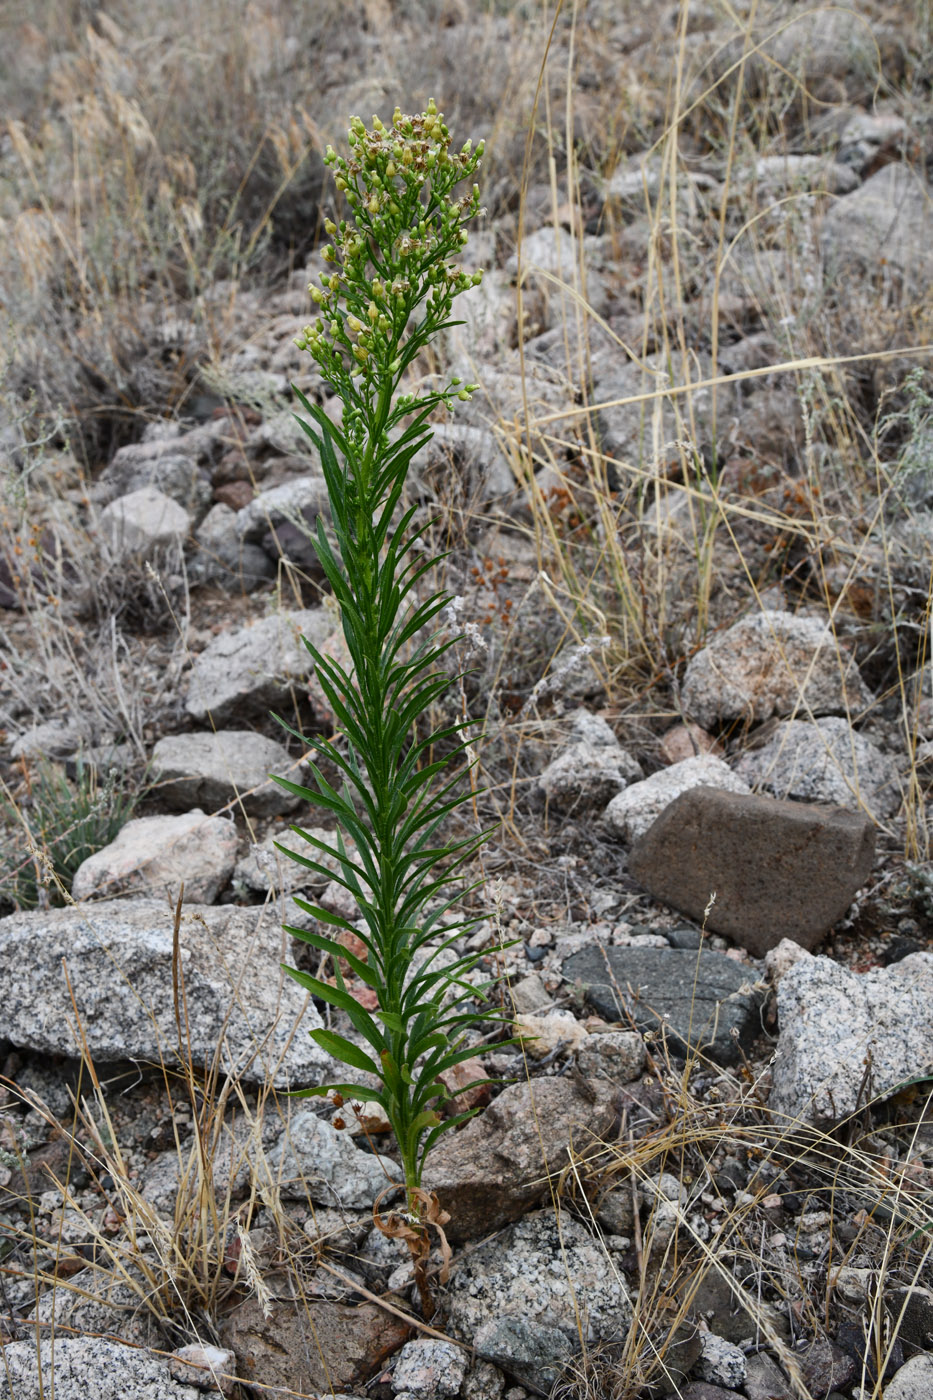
[1,1,933,1398]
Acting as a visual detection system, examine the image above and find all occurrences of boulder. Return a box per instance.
[605,754,750,843]
[680,611,872,730]
[733,717,901,821]
[562,944,766,1064]
[151,730,305,817]
[71,809,238,904]
[770,951,933,1126]
[627,787,876,956]
[0,899,335,1088]
[184,607,331,723]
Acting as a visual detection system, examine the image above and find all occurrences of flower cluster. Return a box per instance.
[295,100,483,453]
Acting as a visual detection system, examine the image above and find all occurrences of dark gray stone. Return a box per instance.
[627,786,875,957]
[473,1317,573,1393]
[561,944,765,1064]
[666,926,702,950]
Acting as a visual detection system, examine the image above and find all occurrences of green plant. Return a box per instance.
[271,101,510,1307]
[2,756,144,910]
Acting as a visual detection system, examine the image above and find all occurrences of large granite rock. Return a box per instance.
[562,944,766,1064]
[0,899,333,1088]
[733,717,901,821]
[628,787,876,956]
[0,1337,201,1400]
[71,809,238,904]
[446,1209,632,1383]
[151,730,305,816]
[426,1078,617,1243]
[680,611,872,730]
[184,607,331,723]
[769,951,933,1127]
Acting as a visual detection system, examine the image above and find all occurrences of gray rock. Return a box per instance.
[561,944,766,1064]
[426,1078,617,1242]
[473,1317,573,1393]
[743,1352,793,1400]
[97,447,212,519]
[697,1334,746,1390]
[770,951,933,1126]
[447,1209,631,1352]
[191,504,276,590]
[883,1353,933,1400]
[72,809,238,904]
[99,487,190,562]
[151,730,305,816]
[185,607,331,723]
[680,610,872,730]
[504,226,611,321]
[390,1340,468,1397]
[822,164,933,290]
[745,154,859,197]
[271,1109,401,1208]
[734,717,901,821]
[10,718,84,760]
[235,474,330,548]
[575,1030,646,1083]
[628,787,876,957]
[590,352,714,469]
[411,421,514,501]
[539,739,642,813]
[0,899,334,1088]
[234,824,347,895]
[0,1336,201,1400]
[605,755,751,843]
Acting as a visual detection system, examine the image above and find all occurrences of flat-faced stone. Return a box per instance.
[185,607,331,723]
[425,1078,617,1243]
[151,730,305,816]
[627,787,876,956]
[0,899,334,1088]
[220,1296,409,1395]
[561,944,765,1064]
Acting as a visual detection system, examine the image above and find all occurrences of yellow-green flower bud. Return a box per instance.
[367,302,378,323]
[386,160,396,178]
[372,279,385,297]
[353,344,369,363]
[346,314,363,333]
[457,389,471,401]
[324,218,337,236]
[335,176,348,191]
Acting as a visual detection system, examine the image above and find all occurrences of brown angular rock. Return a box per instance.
[425,1078,617,1243]
[219,1296,410,1395]
[628,786,875,957]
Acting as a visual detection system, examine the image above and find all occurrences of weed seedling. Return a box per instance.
[272,102,509,1313]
